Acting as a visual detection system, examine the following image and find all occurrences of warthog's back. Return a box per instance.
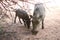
[33,3,45,19]
[15,9,29,20]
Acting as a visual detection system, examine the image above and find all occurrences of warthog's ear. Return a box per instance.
[29,15,33,22]
[30,15,33,18]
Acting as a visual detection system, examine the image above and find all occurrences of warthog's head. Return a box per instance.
[30,15,39,35]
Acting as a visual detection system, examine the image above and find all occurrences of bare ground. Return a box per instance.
[0,7,60,40]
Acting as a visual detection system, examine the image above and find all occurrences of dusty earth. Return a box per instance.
[0,7,60,40]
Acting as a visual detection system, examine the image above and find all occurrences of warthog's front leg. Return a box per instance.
[18,17,22,24]
[14,14,17,23]
[42,18,44,29]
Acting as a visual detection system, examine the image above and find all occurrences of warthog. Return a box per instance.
[14,9,31,29]
[30,3,45,34]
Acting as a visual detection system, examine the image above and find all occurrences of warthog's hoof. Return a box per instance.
[31,30,38,35]
[14,21,16,24]
[21,23,22,24]
[27,26,30,29]
[42,27,44,29]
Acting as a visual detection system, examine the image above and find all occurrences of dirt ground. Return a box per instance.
[0,7,60,40]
